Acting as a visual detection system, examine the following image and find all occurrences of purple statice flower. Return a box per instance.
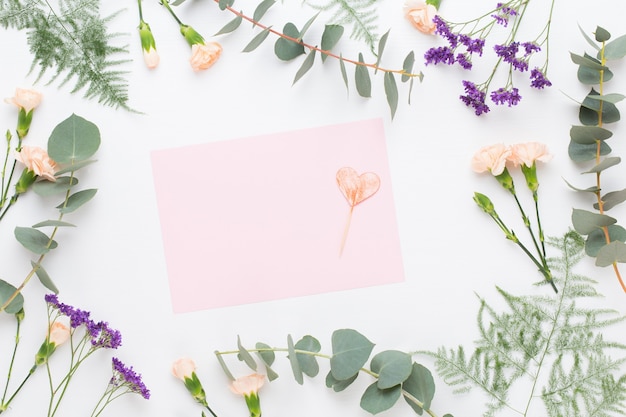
[461,36,486,56]
[530,68,552,89]
[111,357,151,399]
[460,81,490,115]
[456,53,472,69]
[89,321,122,349]
[45,294,92,328]
[491,14,509,26]
[490,87,522,106]
[424,46,455,66]
[494,42,528,72]
[491,3,517,26]
[522,42,541,56]
[433,15,458,47]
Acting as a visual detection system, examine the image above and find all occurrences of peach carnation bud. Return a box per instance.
[230,374,265,417]
[139,20,159,69]
[172,357,196,380]
[404,0,438,34]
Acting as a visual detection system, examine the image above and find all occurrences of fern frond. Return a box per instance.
[423,231,626,417]
[1,0,132,110]
[303,0,379,53]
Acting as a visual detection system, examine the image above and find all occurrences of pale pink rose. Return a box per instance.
[143,48,160,69]
[4,88,43,113]
[230,373,265,396]
[172,357,196,380]
[471,143,511,176]
[48,322,70,346]
[404,0,438,34]
[15,146,57,182]
[189,42,223,71]
[507,142,553,167]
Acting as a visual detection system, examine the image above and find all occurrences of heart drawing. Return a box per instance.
[336,167,381,256]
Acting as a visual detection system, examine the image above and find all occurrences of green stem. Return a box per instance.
[1,318,22,406]
[137,0,144,21]
[2,364,37,411]
[160,0,184,26]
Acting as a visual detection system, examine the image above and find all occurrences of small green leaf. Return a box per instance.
[330,329,375,380]
[401,51,415,82]
[568,140,611,162]
[604,33,626,60]
[370,350,412,389]
[57,189,97,214]
[583,156,621,174]
[585,93,626,104]
[360,382,402,414]
[570,52,608,71]
[214,14,242,36]
[563,178,599,193]
[14,227,57,254]
[32,176,78,196]
[293,50,316,85]
[287,334,304,384]
[578,24,601,51]
[402,363,435,414]
[30,261,58,293]
[579,88,620,124]
[215,351,235,381]
[594,26,611,42]
[242,27,272,53]
[575,53,613,85]
[0,280,24,314]
[237,336,258,370]
[572,208,616,235]
[384,72,398,119]
[374,29,390,74]
[339,54,348,94]
[295,335,321,377]
[321,25,344,62]
[325,370,358,392]
[274,23,305,61]
[585,225,626,257]
[298,13,319,40]
[48,114,100,164]
[54,159,97,175]
[255,343,279,381]
[253,0,275,24]
[355,53,371,98]
[595,189,626,211]
[596,240,626,267]
[218,0,234,10]
[32,220,76,228]
[570,125,613,144]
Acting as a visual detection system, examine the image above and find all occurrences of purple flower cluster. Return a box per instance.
[111,357,151,399]
[490,87,522,106]
[460,81,490,115]
[45,294,122,349]
[491,2,518,26]
[425,16,484,70]
[530,68,552,89]
[494,42,528,72]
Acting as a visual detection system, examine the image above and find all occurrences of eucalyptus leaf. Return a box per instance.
[48,114,100,164]
[407,77,415,105]
[287,334,304,384]
[214,14,242,36]
[563,178,599,193]
[330,329,375,380]
[402,363,435,415]
[0,280,24,314]
[374,29,390,74]
[321,25,344,62]
[579,88,620,124]
[218,0,234,10]
[325,370,358,392]
[370,350,412,389]
[585,225,626,257]
[570,52,608,71]
[274,23,305,61]
[54,159,97,175]
[571,208,616,235]
[604,33,626,60]
[339,54,348,94]
[293,50,316,85]
[578,24,600,51]
[569,125,613,144]
[253,0,275,24]
[401,51,415,82]
[355,53,371,98]
[577,63,613,85]
[14,227,57,254]
[30,261,58,293]
[295,335,321,377]
[32,220,76,228]
[360,382,402,414]
[242,27,272,53]
[215,351,235,381]
[568,140,611,162]
[237,336,258,370]
[595,189,626,211]
[595,240,626,267]
[254,343,279,381]
[298,13,319,40]
[32,176,78,196]
[384,72,398,119]
[584,93,625,104]
[594,26,611,42]
[582,156,621,174]
[57,189,97,214]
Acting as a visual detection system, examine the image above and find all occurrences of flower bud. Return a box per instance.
[494,168,515,193]
[35,322,70,366]
[230,374,265,417]
[180,25,206,47]
[473,192,495,214]
[520,163,539,192]
[14,168,37,194]
[4,88,42,139]
[172,358,209,406]
[139,20,159,69]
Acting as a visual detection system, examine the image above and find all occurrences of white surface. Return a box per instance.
[0,1,625,416]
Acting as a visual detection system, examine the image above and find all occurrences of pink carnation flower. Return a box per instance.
[471,143,511,176]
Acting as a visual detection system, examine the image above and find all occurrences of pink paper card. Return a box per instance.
[151,118,405,313]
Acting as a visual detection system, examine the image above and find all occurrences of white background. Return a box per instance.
[1,0,625,416]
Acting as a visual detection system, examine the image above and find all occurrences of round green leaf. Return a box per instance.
[48,114,100,164]
[274,23,304,61]
[360,382,402,414]
[32,176,78,196]
[255,342,275,366]
[330,329,375,380]
[568,139,611,162]
[572,208,616,235]
[321,25,344,62]
[325,370,358,392]
[605,33,626,60]
[370,350,412,389]
[0,280,24,314]
[295,335,321,377]
[595,26,611,42]
[595,189,626,211]
[579,88,620,124]
[585,225,626,257]
[570,125,613,144]
[14,226,58,254]
[402,363,435,414]
[596,240,626,267]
